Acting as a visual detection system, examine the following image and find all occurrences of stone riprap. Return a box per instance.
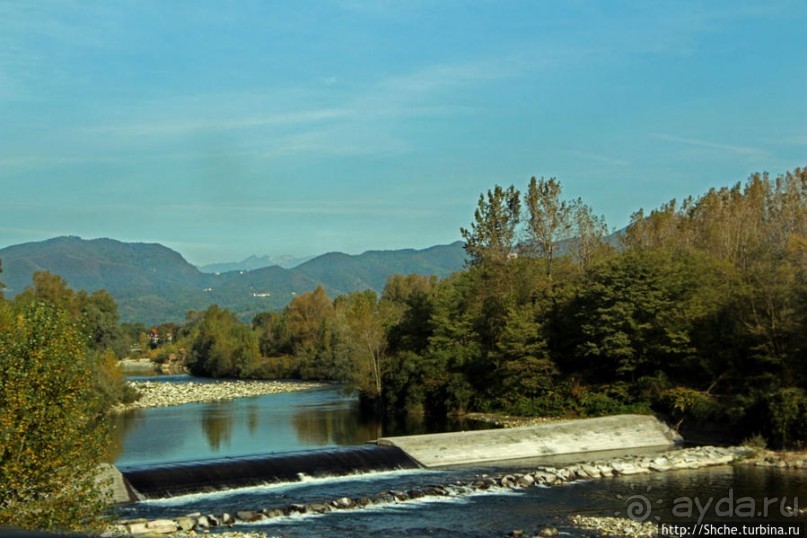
[108,445,754,536]
[114,379,326,411]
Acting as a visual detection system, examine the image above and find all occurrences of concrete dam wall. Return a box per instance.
[376,414,682,468]
[120,445,418,500]
[110,414,681,502]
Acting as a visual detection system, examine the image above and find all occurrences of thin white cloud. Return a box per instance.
[83,108,352,138]
[68,54,516,161]
[650,132,767,157]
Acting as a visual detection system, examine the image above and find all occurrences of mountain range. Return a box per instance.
[0,236,466,324]
[199,254,314,273]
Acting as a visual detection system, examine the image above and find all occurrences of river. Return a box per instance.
[113,375,807,537]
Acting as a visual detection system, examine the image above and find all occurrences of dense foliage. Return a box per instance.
[36,167,796,450]
[0,303,111,530]
[177,169,806,447]
[0,265,134,531]
[2,166,801,533]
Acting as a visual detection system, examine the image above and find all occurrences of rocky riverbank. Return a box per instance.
[113,379,327,412]
[569,515,657,538]
[109,445,769,536]
[745,449,807,469]
[462,412,568,428]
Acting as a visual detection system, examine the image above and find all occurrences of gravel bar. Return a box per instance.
[114,379,327,411]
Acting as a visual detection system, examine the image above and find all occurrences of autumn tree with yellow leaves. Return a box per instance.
[0,300,111,531]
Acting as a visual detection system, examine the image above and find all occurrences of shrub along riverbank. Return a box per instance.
[0,276,136,531]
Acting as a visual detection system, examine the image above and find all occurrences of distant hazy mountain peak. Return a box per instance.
[0,236,465,324]
[199,254,314,273]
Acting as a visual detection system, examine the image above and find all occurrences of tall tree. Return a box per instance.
[15,271,80,317]
[569,199,610,271]
[460,184,521,267]
[383,274,437,355]
[623,200,687,253]
[421,272,484,414]
[522,177,572,279]
[490,302,558,413]
[186,305,260,378]
[337,290,390,398]
[574,250,706,382]
[0,301,110,531]
[252,311,293,356]
[285,285,334,353]
[81,289,123,353]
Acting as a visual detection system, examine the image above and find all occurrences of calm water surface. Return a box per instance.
[112,375,488,468]
[114,374,807,537]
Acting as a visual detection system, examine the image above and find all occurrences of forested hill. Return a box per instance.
[0,236,466,324]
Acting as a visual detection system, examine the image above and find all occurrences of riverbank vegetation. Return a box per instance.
[174,168,806,448]
[2,167,804,464]
[0,267,135,530]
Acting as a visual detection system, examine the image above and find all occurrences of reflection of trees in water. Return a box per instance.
[247,403,259,434]
[111,406,220,464]
[106,408,144,462]
[292,403,383,446]
[291,400,490,447]
[202,404,233,451]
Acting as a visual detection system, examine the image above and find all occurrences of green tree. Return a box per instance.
[252,311,293,356]
[569,199,610,272]
[523,177,572,279]
[490,303,558,412]
[13,271,131,407]
[762,388,807,448]
[523,177,609,277]
[284,286,344,379]
[14,271,80,317]
[0,301,110,531]
[460,184,521,267]
[383,274,437,355]
[337,290,392,399]
[186,305,260,378]
[81,289,125,354]
[622,200,686,252]
[14,271,126,356]
[379,275,438,414]
[574,250,705,382]
[286,285,334,353]
[421,272,484,414]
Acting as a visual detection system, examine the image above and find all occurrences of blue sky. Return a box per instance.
[1,1,805,265]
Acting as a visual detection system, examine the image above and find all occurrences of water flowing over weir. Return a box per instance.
[118,414,681,501]
[121,445,420,499]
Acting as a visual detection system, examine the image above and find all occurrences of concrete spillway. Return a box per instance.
[108,414,681,502]
[377,414,682,468]
[120,445,419,500]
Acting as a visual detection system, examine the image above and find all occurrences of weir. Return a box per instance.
[115,414,681,501]
[377,414,682,468]
[121,445,419,499]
